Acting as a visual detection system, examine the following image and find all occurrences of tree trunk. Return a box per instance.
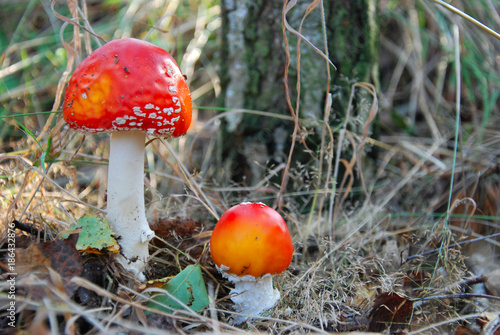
[218,0,287,187]
[219,0,378,191]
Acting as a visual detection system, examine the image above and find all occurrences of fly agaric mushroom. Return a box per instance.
[210,202,293,323]
[63,38,192,280]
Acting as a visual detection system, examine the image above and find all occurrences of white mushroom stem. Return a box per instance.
[107,130,155,281]
[218,266,280,324]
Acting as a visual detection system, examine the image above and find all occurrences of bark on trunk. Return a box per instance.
[219,0,378,188]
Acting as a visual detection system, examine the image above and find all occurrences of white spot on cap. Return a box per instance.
[172,96,180,106]
[163,116,180,126]
[82,92,88,99]
[114,117,127,125]
[133,106,147,117]
[148,113,157,119]
[168,86,177,93]
[163,107,174,115]
[158,128,174,135]
[147,128,156,134]
[167,68,174,77]
[174,108,181,113]
[145,103,155,109]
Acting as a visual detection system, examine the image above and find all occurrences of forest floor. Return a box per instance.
[1,1,500,334]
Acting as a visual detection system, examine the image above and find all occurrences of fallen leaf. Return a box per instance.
[15,235,83,298]
[454,315,499,335]
[455,325,477,335]
[151,217,207,258]
[146,264,210,314]
[368,291,413,333]
[63,215,120,254]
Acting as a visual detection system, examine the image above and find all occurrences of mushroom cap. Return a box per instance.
[63,38,192,137]
[210,203,293,278]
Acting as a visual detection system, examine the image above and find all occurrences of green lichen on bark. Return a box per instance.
[218,0,379,183]
[326,0,378,83]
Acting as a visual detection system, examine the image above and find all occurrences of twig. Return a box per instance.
[415,293,500,303]
[482,314,500,335]
[409,313,489,334]
[434,275,486,296]
[405,232,500,261]
[12,220,46,239]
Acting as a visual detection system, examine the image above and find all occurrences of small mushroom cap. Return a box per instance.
[210,203,293,278]
[63,38,192,137]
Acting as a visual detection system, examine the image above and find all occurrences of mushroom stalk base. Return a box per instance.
[218,267,280,324]
[107,131,155,281]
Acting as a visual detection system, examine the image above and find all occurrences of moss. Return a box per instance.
[326,0,377,83]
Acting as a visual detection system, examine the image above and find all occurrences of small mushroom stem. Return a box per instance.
[223,272,280,324]
[107,130,154,280]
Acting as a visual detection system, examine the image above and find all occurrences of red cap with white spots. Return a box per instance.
[63,38,192,137]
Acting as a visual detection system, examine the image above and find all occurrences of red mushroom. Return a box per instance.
[210,202,293,323]
[63,38,192,280]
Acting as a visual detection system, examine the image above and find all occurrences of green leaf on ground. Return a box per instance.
[146,264,209,314]
[63,215,120,254]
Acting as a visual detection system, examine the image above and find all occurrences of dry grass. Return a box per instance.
[1,0,500,334]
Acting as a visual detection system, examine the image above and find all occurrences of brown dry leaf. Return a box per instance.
[15,235,83,298]
[404,270,432,290]
[482,314,500,335]
[454,315,500,335]
[368,291,414,333]
[455,324,477,335]
[151,217,208,258]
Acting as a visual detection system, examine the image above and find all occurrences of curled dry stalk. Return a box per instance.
[277,0,336,211]
[279,1,380,248]
[20,1,84,161]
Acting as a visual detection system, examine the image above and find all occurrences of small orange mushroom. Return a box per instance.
[210,202,293,323]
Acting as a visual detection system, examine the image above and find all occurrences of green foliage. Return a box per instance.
[63,215,120,254]
[459,39,500,142]
[146,264,210,314]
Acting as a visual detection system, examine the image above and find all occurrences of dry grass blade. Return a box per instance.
[50,0,106,45]
[430,0,500,40]
[155,137,219,220]
[1,155,104,225]
[409,313,489,334]
[283,0,336,69]
[482,314,500,335]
